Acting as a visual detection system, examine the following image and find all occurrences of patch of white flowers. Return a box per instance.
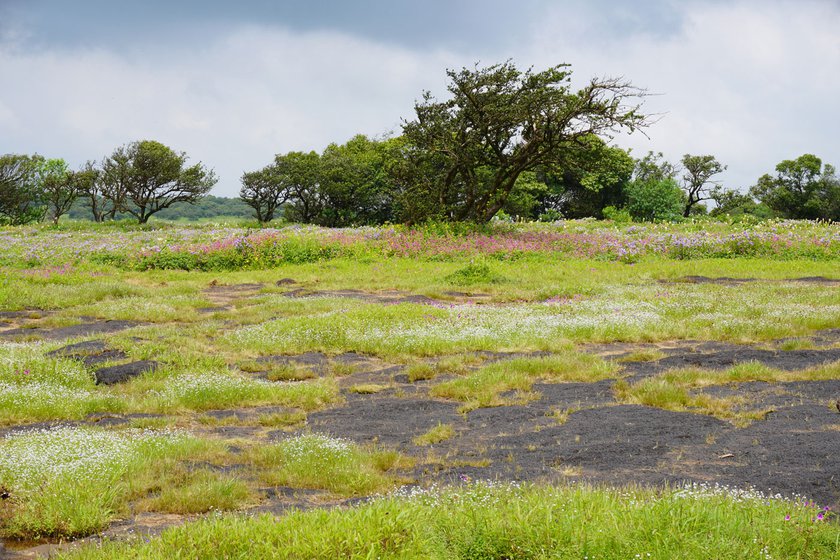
[673,482,791,504]
[0,380,98,409]
[0,342,93,388]
[151,372,275,404]
[0,426,188,493]
[229,299,662,353]
[278,433,354,463]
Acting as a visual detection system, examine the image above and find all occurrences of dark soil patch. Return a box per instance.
[46,340,129,366]
[196,306,227,314]
[257,352,379,375]
[298,397,462,448]
[623,346,840,380]
[94,360,158,385]
[677,276,757,284]
[790,276,840,284]
[0,320,139,342]
[680,405,840,507]
[665,275,840,286]
[437,405,727,484]
[46,340,108,356]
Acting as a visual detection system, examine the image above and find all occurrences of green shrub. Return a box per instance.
[625,178,685,222]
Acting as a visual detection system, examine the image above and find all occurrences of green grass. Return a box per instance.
[431,353,619,411]
[249,434,411,497]
[126,371,340,413]
[0,426,217,538]
[413,423,456,446]
[0,343,125,425]
[135,470,255,514]
[618,348,667,362]
[2,222,840,552]
[55,482,840,560]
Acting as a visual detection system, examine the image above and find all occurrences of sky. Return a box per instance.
[1,0,838,197]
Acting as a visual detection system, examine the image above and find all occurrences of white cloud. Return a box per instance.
[0,1,838,197]
[523,0,840,189]
[0,26,461,194]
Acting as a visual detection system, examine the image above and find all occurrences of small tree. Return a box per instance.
[625,177,685,222]
[399,61,648,223]
[279,151,322,223]
[0,154,45,225]
[317,135,393,227]
[38,158,85,225]
[680,154,726,217]
[106,140,216,224]
[750,154,840,220]
[240,165,288,224]
[625,154,684,222]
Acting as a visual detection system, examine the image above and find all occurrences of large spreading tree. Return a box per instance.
[750,154,839,220]
[398,61,649,223]
[0,154,45,225]
[104,140,217,224]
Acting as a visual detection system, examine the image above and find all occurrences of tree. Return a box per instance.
[399,61,648,223]
[680,154,726,217]
[38,158,85,225]
[535,139,635,219]
[0,154,45,225]
[316,135,394,227]
[633,151,676,184]
[709,187,770,218]
[279,151,322,223]
[240,165,288,224]
[750,154,840,220]
[625,177,685,222]
[624,153,684,222]
[107,140,217,224]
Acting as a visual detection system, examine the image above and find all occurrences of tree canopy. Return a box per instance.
[750,154,839,221]
[0,154,45,225]
[398,61,649,223]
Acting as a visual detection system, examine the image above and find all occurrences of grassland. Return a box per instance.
[0,218,838,558]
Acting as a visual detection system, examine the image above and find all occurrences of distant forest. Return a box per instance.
[66,195,253,222]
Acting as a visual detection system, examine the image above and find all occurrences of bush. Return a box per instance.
[625,178,685,222]
[601,206,632,223]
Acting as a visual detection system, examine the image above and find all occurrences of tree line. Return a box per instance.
[2,61,838,226]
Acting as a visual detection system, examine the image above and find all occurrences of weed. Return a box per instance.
[413,424,456,446]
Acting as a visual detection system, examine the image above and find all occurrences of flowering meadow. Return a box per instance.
[1,218,838,271]
[1,218,839,557]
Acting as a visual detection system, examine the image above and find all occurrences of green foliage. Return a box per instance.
[239,165,288,224]
[538,139,636,219]
[279,151,325,223]
[602,205,632,222]
[54,483,840,560]
[0,153,46,225]
[104,140,217,224]
[398,61,648,223]
[445,262,504,286]
[625,177,685,222]
[251,434,406,496]
[316,135,395,226]
[680,154,726,217]
[750,154,840,220]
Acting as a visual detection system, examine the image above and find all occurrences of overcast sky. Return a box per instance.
[1,0,838,197]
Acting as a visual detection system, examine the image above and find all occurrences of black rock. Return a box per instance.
[94,360,158,385]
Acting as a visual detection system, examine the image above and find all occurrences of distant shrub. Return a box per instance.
[445,262,505,285]
[538,209,563,222]
[602,206,632,223]
[625,178,685,222]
